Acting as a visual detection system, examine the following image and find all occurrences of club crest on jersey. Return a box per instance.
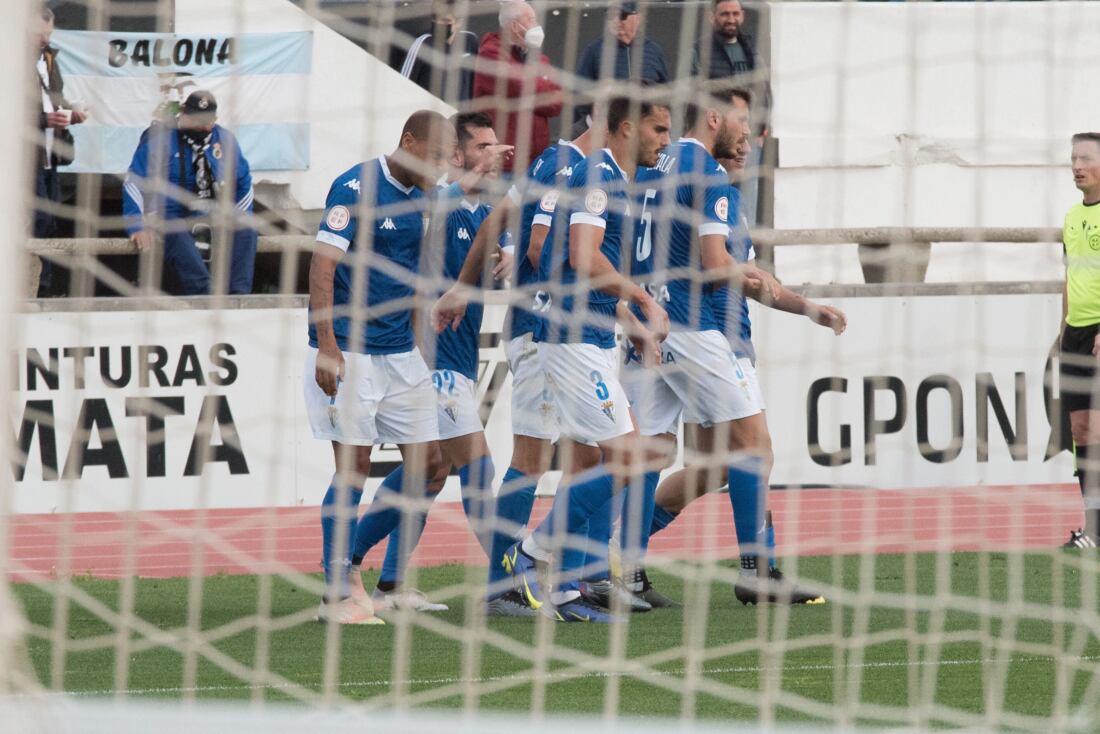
[444,400,458,424]
[211,142,222,160]
[380,217,397,231]
[539,189,559,213]
[715,196,729,221]
[585,188,608,215]
[326,205,350,231]
[458,227,471,241]
[345,178,361,193]
[601,400,616,422]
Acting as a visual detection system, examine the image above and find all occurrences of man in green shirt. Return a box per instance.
[1059,132,1100,547]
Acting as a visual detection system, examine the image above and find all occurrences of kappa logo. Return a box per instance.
[380,218,397,231]
[597,162,615,173]
[600,400,616,423]
[345,178,361,193]
[557,165,574,178]
[457,227,471,241]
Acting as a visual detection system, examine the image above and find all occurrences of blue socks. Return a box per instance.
[377,455,497,587]
[459,455,495,555]
[350,464,407,565]
[535,466,615,591]
[487,466,538,597]
[620,470,659,568]
[728,458,766,572]
[320,473,364,600]
[582,494,613,582]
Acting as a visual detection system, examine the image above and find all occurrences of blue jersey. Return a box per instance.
[711,186,756,361]
[310,157,427,355]
[537,148,634,349]
[433,195,506,381]
[507,140,585,339]
[631,138,731,332]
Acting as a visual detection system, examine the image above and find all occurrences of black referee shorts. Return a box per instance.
[1061,322,1100,413]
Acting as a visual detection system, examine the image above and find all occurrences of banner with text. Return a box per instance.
[9,294,1073,515]
[52,30,312,172]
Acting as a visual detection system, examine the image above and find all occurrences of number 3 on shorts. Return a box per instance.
[590,370,610,401]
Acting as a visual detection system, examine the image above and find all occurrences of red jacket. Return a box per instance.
[473,32,563,172]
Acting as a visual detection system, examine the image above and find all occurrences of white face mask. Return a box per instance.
[523,24,545,49]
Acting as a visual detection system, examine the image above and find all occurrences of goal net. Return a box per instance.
[6,0,1100,731]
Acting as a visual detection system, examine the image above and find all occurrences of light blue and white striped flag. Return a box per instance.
[53,30,313,172]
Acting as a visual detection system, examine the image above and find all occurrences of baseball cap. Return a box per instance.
[181,90,218,118]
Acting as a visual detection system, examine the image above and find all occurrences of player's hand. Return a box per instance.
[432,286,468,333]
[315,342,345,397]
[476,144,515,175]
[491,247,513,281]
[628,327,663,368]
[130,230,156,252]
[1092,333,1100,357]
[637,295,670,343]
[813,304,848,335]
[740,265,781,303]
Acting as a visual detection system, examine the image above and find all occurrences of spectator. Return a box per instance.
[399,0,479,105]
[573,2,669,125]
[122,91,257,296]
[34,4,86,297]
[473,1,562,174]
[692,0,772,226]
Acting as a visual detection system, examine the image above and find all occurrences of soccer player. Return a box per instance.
[640,89,845,605]
[615,87,779,608]
[503,96,673,623]
[367,112,516,612]
[1059,132,1100,548]
[432,126,601,617]
[305,110,454,625]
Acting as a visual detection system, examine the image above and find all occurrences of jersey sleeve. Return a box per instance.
[698,168,732,238]
[569,166,614,230]
[316,178,358,252]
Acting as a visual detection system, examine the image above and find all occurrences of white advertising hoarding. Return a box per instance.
[10,293,1073,515]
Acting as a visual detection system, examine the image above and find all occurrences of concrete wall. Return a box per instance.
[770,1,1100,284]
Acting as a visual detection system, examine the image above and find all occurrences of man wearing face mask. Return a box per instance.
[122,90,257,295]
[400,0,479,104]
[472,0,562,175]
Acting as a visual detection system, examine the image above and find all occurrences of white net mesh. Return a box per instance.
[8,0,1100,731]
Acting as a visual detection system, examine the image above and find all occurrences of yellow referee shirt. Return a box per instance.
[1064,201,1100,327]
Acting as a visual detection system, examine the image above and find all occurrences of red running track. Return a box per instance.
[7,485,1085,581]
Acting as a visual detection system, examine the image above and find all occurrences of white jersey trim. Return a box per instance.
[570,212,606,229]
[316,230,350,252]
[699,222,730,237]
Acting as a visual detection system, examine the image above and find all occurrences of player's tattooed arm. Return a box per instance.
[309,243,346,396]
[751,268,847,336]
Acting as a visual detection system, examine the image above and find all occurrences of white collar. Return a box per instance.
[679,137,706,150]
[379,156,414,195]
[559,139,584,157]
[600,148,629,181]
[460,195,480,211]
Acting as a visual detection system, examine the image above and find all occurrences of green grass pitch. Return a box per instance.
[13,552,1100,727]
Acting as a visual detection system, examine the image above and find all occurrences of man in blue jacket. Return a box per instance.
[123,90,257,295]
[573,2,669,125]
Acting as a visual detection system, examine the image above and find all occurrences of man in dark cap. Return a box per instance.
[122,90,257,295]
[573,2,669,125]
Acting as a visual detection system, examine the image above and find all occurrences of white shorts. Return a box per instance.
[537,342,634,444]
[303,347,440,446]
[623,330,761,430]
[506,334,559,440]
[431,369,484,440]
[737,356,766,411]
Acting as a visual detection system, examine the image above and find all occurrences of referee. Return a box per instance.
[1060,132,1100,548]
